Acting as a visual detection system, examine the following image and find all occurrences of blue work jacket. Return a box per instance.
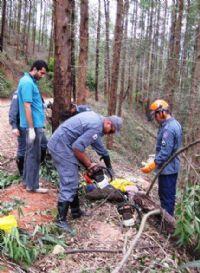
[155,117,182,175]
[48,111,109,164]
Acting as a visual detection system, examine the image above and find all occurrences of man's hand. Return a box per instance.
[28,128,36,144]
[87,163,103,177]
[141,161,156,173]
[12,128,20,137]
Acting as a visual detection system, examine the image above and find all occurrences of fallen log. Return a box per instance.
[133,193,175,228]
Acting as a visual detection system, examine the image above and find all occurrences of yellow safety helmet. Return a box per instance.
[150,99,169,112]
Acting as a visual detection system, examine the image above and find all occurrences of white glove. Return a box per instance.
[28,128,36,144]
[12,128,20,137]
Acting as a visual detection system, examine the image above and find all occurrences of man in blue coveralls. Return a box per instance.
[18,60,49,193]
[141,99,182,216]
[60,103,114,175]
[48,111,123,231]
[9,90,48,176]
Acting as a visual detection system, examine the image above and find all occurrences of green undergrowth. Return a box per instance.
[0,69,13,98]
[0,224,67,267]
[40,159,59,187]
[175,183,200,252]
[0,171,20,189]
[0,198,24,217]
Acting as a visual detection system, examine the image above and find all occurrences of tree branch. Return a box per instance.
[65,248,122,254]
[146,139,200,196]
[111,209,161,273]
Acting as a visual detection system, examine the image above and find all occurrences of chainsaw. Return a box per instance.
[83,165,113,189]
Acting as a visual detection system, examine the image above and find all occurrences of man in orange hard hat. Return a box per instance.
[141,99,182,216]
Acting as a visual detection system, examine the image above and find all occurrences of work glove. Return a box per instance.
[27,128,36,144]
[100,155,115,178]
[140,161,156,174]
[12,128,20,137]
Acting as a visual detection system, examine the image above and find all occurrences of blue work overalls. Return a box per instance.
[155,117,182,216]
[47,111,108,202]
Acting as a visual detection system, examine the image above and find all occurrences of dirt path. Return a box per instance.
[0,99,17,170]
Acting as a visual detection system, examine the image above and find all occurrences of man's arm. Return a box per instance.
[73,148,92,168]
[24,102,34,128]
[24,102,36,143]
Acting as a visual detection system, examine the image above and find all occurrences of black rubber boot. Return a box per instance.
[56,202,72,232]
[102,155,112,169]
[70,195,85,219]
[16,156,24,176]
[40,148,47,164]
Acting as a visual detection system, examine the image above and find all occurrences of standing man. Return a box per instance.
[47,111,122,231]
[9,90,48,176]
[18,60,48,193]
[141,99,182,216]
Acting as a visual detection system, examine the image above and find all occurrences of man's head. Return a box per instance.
[150,99,171,124]
[30,60,48,80]
[103,115,123,135]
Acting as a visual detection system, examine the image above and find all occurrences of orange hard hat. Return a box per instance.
[150,99,169,112]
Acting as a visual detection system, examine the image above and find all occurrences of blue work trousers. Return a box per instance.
[23,128,44,190]
[158,173,178,216]
[17,128,47,158]
[48,148,79,203]
[17,128,26,158]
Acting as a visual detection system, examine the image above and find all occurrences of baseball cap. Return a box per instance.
[108,115,123,135]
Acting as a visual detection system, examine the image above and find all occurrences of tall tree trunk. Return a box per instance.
[164,0,183,109]
[48,7,54,62]
[71,0,76,101]
[76,0,89,104]
[22,0,28,54]
[25,0,32,63]
[32,0,37,54]
[41,1,46,46]
[107,0,124,148]
[128,0,138,112]
[38,1,43,51]
[95,0,101,101]
[52,0,73,131]
[0,0,7,52]
[8,0,12,43]
[104,0,111,97]
[117,0,129,117]
[187,19,200,142]
[16,0,22,59]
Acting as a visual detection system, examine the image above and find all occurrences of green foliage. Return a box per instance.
[1,228,39,266]
[175,184,200,250]
[87,71,96,91]
[48,57,54,72]
[0,198,25,217]
[39,76,53,96]
[0,69,12,98]
[40,159,59,187]
[0,171,19,189]
[0,224,67,266]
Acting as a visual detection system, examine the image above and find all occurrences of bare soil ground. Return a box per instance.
[0,99,198,273]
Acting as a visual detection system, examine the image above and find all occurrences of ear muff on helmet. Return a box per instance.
[150,99,169,118]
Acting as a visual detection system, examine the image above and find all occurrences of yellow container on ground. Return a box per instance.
[0,215,18,233]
